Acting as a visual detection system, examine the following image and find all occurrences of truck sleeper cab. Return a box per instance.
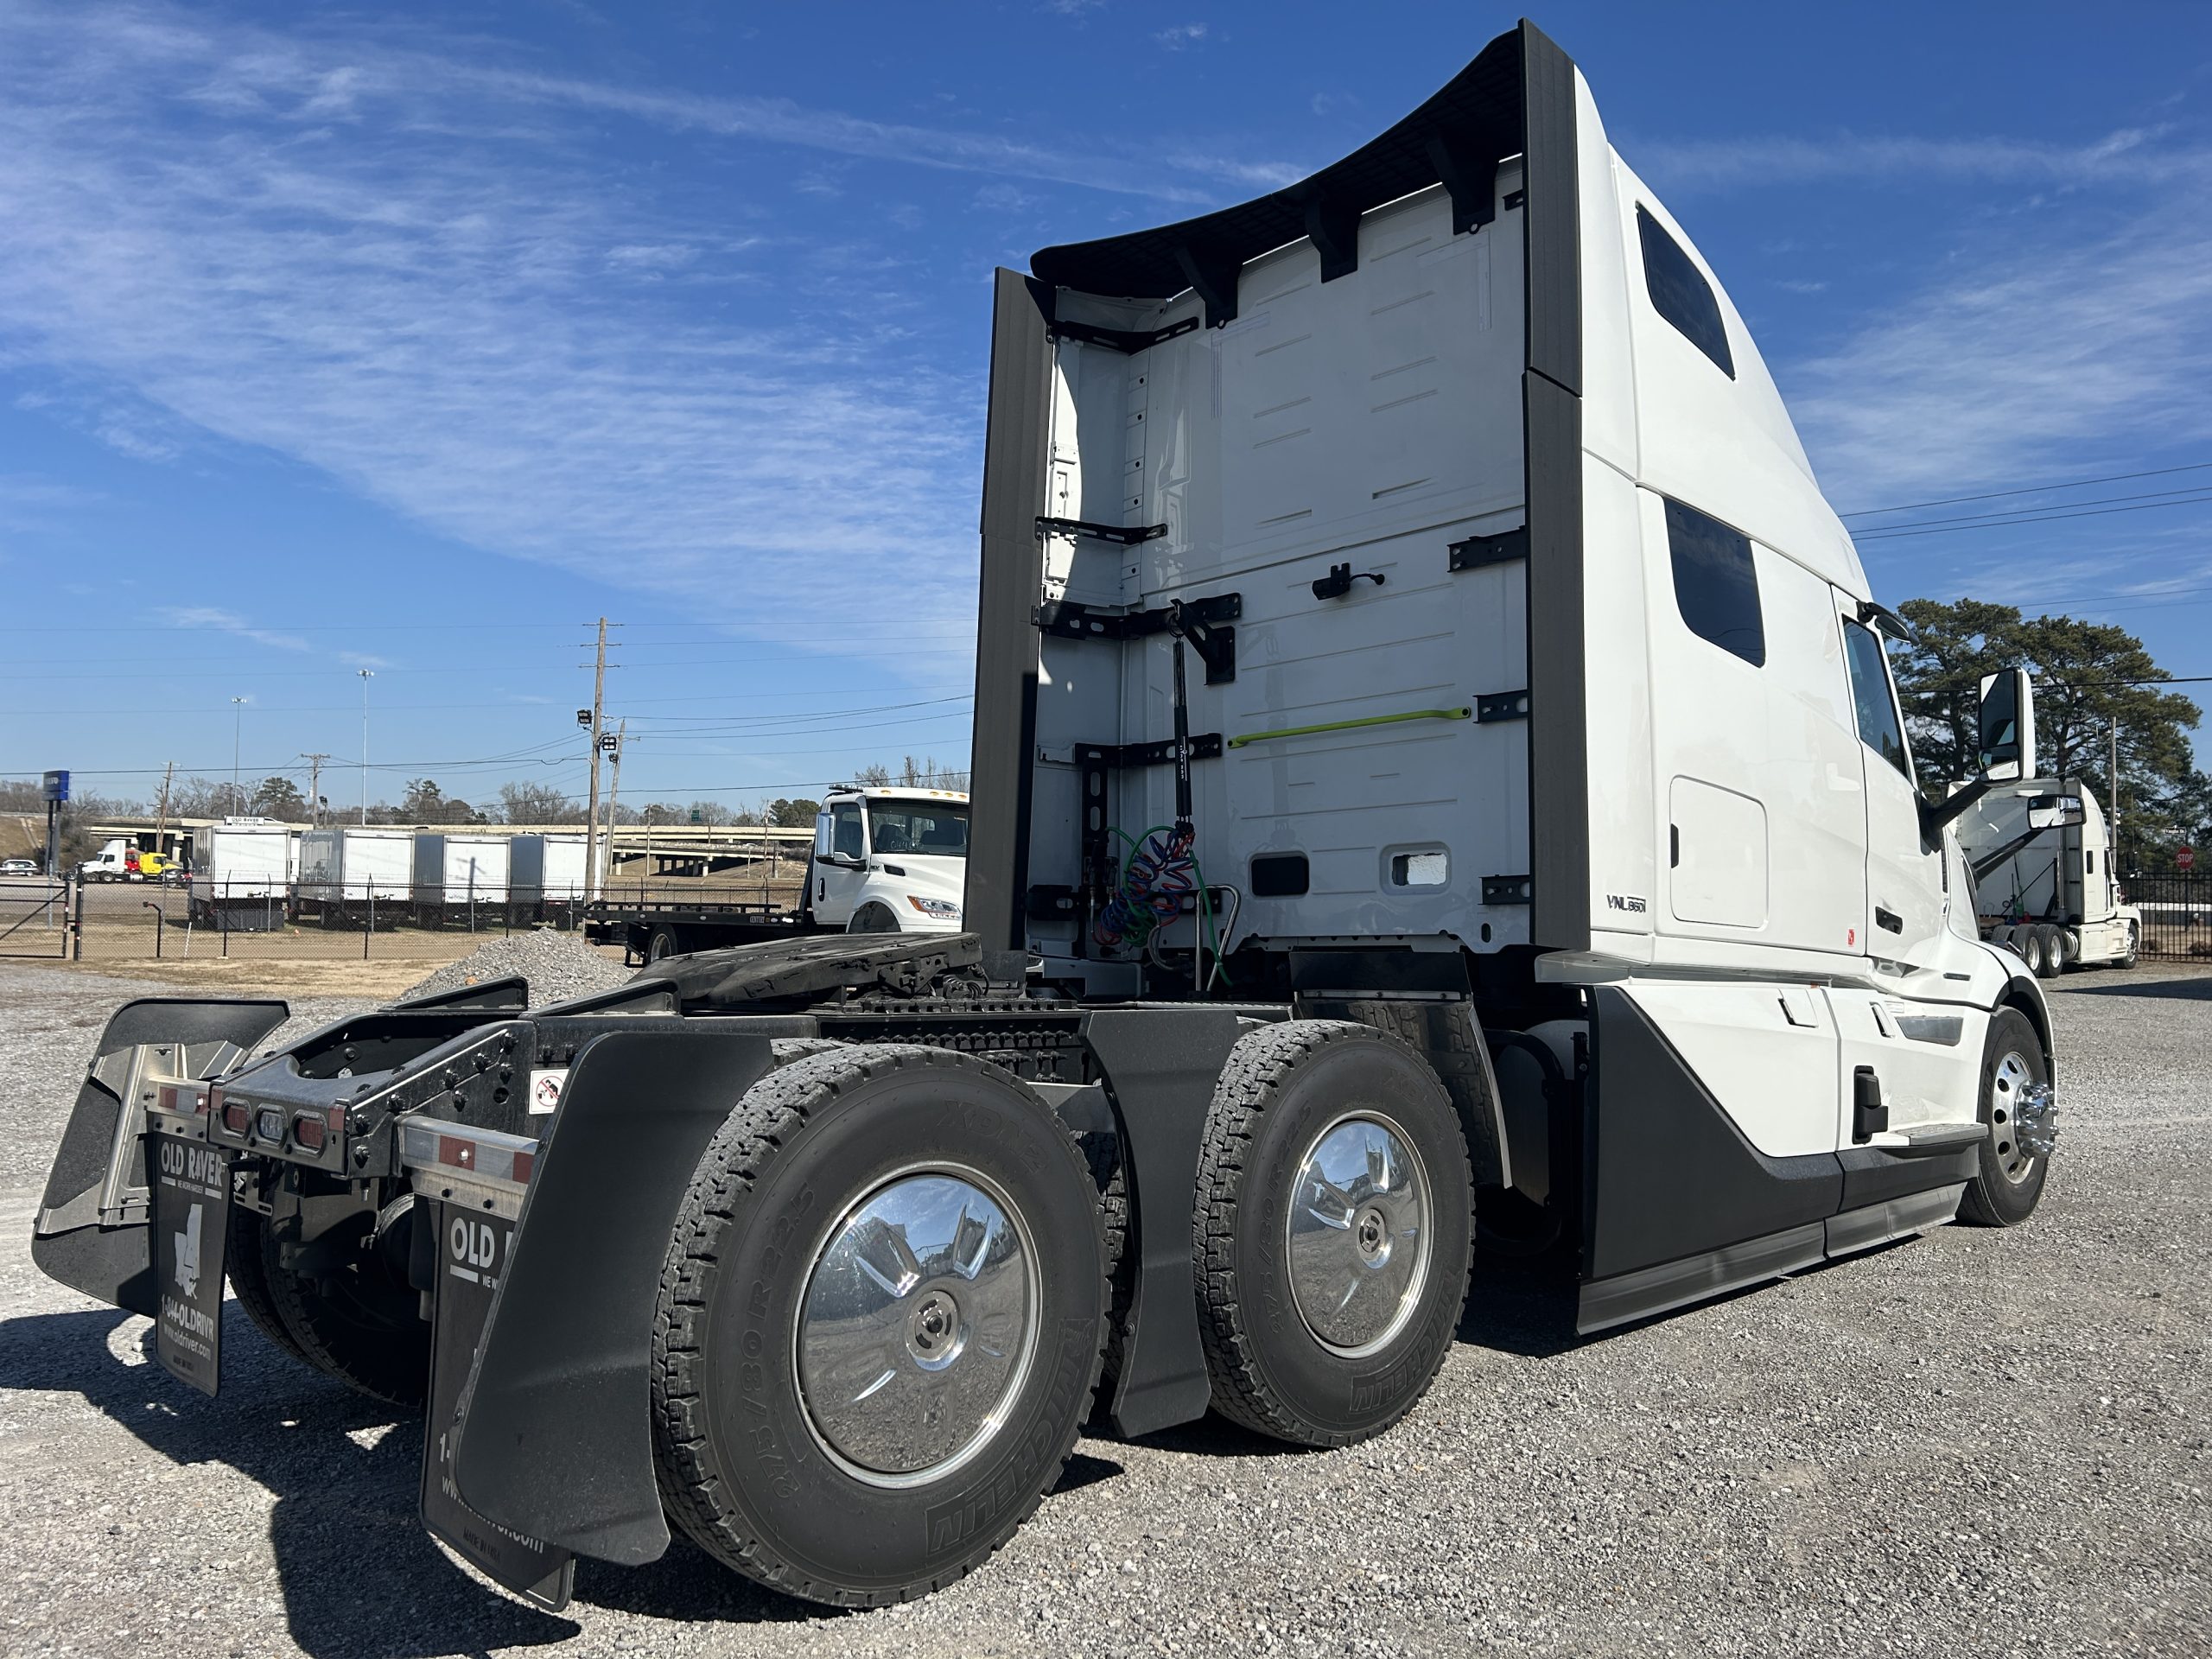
[32,21,2060,1620]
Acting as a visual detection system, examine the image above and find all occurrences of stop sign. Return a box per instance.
[2181,845,2197,872]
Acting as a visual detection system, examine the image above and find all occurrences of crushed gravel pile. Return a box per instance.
[398,928,633,1007]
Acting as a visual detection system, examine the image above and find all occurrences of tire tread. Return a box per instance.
[649,1045,1108,1607]
[1191,1020,1471,1447]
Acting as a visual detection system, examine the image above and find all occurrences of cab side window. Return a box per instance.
[1637,206,1735,378]
[831,803,865,859]
[1842,620,1912,781]
[1666,498,1764,667]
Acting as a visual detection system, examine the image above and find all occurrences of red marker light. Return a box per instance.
[292,1111,327,1154]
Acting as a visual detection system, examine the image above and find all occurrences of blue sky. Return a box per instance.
[3,0,2209,813]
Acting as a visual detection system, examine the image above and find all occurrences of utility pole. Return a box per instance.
[584,617,608,901]
[604,719,628,891]
[156,762,175,855]
[301,753,330,828]
[358,669,375,824]
[2110,716,2120,867]
[231,696,247,815]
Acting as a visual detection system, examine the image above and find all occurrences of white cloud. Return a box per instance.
[165,607,314,653]
[1155,22,1210,50]
[1638,128,2212,196]
[1783,216,2212,509]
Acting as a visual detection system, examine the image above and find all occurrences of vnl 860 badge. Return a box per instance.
[421,1201,575,1611]
[148,1084,229,1396]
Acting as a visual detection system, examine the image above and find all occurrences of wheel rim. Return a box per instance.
[1988,1052,2039,1184]
[1285,1113,1433,1358]
[794,1164,1039,1488]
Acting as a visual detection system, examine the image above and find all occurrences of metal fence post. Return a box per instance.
[70,876,83,961]
[366,885,374,960]
[221,878,230,958]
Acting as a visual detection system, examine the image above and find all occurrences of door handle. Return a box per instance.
[1669,824,1680,868]
[1875,906,1903,934]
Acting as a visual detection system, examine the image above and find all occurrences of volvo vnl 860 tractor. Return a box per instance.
[34,22,2058,1616]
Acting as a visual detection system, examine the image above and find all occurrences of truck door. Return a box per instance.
[1840,614,1945,965]
[811,798,868,925]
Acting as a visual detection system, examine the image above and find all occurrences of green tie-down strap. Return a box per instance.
[1228,706,1473,749]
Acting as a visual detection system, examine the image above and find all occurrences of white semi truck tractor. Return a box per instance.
[32,22,2060,1616]
[1956,775,2140,974]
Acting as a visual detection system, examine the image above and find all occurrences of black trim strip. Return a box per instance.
[1032,32,1526,301]
[966,270,1057,963]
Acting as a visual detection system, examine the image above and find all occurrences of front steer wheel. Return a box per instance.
[651,1046,1109,1606]
[1957,1007,2052,1227]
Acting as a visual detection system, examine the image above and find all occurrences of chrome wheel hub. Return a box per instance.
[1286,1113,1433,1357]
[795,1166,1037,1487]
[1988,1052,2055,1182]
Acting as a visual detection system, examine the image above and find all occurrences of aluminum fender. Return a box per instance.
[449,1021,785,1566]
[31,996,288,1315]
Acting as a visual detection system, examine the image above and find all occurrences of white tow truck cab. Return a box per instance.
[1957,776,2140,973]
[970,19,2060,1331]
[807,785,969,933]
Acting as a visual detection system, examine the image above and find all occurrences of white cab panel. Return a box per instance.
[1624,979,1840,1158]
[1828,987,1991,1137]
[1669,778,1766,927]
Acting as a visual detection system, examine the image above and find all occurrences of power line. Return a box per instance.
[1840,460,2212,518]
[1852,490,2212,543]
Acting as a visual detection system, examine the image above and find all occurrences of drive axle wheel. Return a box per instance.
[1958,1008,2052,1227]
[652,1046,1107,1607]
[257,1198,431,1409]
[1193,1021,1472,1447]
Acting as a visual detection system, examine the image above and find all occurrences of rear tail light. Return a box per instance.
[221,1096,251,1136]
[292,1110,327,1154]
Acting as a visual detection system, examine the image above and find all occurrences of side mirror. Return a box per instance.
[1978,668,2037,782]
[2026,798,2086,831]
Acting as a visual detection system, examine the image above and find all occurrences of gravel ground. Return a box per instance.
[1,962,2206,1656]
[398,930,635,1007]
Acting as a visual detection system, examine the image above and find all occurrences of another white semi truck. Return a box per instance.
[34,23,2060,1618]
[1957,778,2139,973]
[588,785,969,961]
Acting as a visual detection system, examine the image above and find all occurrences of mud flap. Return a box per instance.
[31,998,287,1316]
[448,1022,786,1564]
[423,1201,575,1610]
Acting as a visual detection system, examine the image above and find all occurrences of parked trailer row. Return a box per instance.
[35,24,2063,1619]
[191,824,590,929]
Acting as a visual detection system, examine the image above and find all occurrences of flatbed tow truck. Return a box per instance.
[33,23,2061,1613]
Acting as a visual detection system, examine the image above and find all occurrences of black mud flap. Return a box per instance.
[423,1202,575,1610]
[448,1022,787,1565]
[32,998,287,1316]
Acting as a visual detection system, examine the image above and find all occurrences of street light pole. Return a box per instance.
[358,670,375,825]
[230,697,247,815]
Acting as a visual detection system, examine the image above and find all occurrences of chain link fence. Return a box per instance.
[48,876,588,966]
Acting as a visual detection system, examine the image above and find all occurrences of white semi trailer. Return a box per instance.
[1957,777,2139,973]
[182,819,293,930]
[35,23,2061,1618]
[294,826,413,922]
